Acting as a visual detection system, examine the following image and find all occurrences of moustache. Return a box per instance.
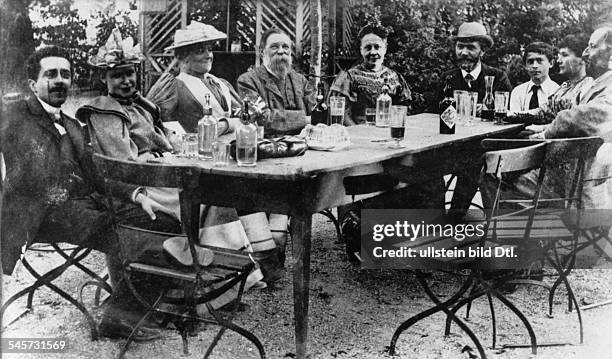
[49,87,67,94]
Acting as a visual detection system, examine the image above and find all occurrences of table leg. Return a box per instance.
[291,214,312,359]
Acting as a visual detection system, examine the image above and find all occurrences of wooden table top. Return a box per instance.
[159,113,524,181]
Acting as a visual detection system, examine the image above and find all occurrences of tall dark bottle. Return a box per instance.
[439,84,457,134]
[311,82,328,125]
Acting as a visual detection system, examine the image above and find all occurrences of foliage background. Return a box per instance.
[2,0,611,109]
[347,0,612,112]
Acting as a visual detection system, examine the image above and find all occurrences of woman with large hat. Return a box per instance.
[147,21,242,134]
[76,29,276,316]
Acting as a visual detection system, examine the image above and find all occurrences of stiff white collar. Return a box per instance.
[461,62,482,81]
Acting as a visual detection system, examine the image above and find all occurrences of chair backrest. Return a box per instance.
[92,153,199,189]
[92,153,208,272]
[483,141,548,175]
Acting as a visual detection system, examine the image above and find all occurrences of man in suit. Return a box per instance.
[1,46,179,341]
[434,22,513,221]
[237,28,316,136]
[434,22,512,109]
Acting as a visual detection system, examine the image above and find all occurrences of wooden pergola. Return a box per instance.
[138,0,355,91]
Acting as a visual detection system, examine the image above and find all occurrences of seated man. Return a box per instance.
[509,34,593,130]
[509,41,559,114]
[0,46,177,341]
[482,26,612,210]
[147,22,242,134]
[329,24,411,125]
[237,28,315,136]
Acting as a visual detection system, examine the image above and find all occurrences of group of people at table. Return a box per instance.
[1,16,611,343]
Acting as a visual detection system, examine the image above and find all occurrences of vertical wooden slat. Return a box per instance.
[309,0,322,84]
[328,0,337,77]
[226,0,231,52]
[255,0,263,66]
[295,0,305,57]
[180,0,188,27]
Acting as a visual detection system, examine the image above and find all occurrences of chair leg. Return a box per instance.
[547,256,584,344]
[203,303,266,359]
[318,209,342,243]
[486,292,497,349]
[117,294,164,359]
[487,285,538,355]
[389,272,485,358]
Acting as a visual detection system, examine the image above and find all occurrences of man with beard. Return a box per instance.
[509,42,559,112]
[434,22,512,222]
[329,24,411,125]
[1,45,172,341]
[481,26,612,211]
[434,22,512,110]
[237,28,315,136]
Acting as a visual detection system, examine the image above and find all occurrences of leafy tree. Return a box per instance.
[1,0,35,94]
[31,0,92,88]
[349,0,612,112]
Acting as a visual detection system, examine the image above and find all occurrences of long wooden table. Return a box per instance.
[162,113,524,358]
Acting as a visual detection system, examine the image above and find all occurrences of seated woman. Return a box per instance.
[76,30,279,312]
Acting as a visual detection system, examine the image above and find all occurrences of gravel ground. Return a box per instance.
[2,214,612,359]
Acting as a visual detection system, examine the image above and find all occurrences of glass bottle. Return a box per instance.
[236,99,257,167]
[198,94,217,159]
[311,82,329,125]
[439,83,457,134]
[482,75,495,121]
[375,80,392,127]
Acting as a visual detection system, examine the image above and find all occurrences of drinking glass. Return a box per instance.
[365,108,376,126]
[212,141,230,166]
[181,133,198,157]
[494,91,510,125]
[454,90,468,125]
[329,96,345,126]
[467,92,478,127]
[388,105,406,148]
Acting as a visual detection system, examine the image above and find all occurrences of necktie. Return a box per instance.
[464,74,474,88]
[529,85,541,110]
[204,76,229,112]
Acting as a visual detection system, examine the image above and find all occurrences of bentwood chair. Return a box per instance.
[389,141,558,359]
[0,240,111,340]
[92,153,265,359]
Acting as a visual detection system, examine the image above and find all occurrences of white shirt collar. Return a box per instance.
[36,97,65,135]
[526,78,557,93]
[36,96,61,119]
[461,62,482,81]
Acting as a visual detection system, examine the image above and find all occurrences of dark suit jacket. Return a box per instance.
[0,95,134,274]
[433,63,512,112]
[237,66,315,135]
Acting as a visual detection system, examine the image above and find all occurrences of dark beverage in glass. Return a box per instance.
[311,82,328,125]
[494,111,507,125]
[390,127,405,139]
[481,109,495,121]
[330,115,344,125]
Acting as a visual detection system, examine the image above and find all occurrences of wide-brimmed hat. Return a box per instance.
[88,28,143,68]
[165,21,227,51]
[452,22,494,47]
